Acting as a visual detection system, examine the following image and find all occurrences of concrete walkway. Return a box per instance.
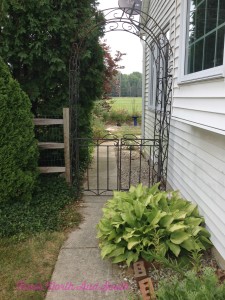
[45,144,130,300]
[83,140,119,195]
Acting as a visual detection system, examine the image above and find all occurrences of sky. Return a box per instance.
[97,0,143,74]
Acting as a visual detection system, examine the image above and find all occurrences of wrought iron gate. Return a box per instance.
[75,134,160,196]
[69,6,173,193]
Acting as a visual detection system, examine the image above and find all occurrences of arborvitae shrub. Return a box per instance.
[0,57,38,203]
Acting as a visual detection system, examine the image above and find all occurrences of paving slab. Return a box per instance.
[45,143,130,300]
[45,196,130,300]
[83,141,119,194]
[62,200,105,249]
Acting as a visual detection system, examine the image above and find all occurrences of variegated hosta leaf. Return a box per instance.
[170,231,190,245]
[134,201,145,219]
[167,241,181,257]
[159,215,174,227]
[127,237,141,250]
[101,244,117,259]
[168,223,188,232]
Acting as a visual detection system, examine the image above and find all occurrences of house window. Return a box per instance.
[186,0,225,74]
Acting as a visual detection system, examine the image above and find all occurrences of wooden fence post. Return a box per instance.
[63,108,71,184]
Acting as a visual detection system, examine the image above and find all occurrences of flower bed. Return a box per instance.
[97,182,225,299]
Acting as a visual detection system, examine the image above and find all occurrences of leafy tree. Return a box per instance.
[101,41,125,99]
[111,72,142,97]
[0,57,38,203]
[128,72,142,97]
[120,73,130,97]
[0,0,105,118]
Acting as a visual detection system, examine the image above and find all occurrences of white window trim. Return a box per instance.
[148,26,171,110]
[178,0,225,84]
[148,46,157,110]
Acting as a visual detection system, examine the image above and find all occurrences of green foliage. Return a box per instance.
[111,72,142,97]
[189,248,204,273]
[108,109,131,124]
[92,116,108,138]
[0,0,106,191]
[145,250,190,276]
[97,183,212,266]
[157,267,225,300]
[92,100,112,118]
[0,0,105,122]
[0,176,80,239]
[0,57,38,203]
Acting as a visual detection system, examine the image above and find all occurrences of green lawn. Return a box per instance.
[108,97,142,114]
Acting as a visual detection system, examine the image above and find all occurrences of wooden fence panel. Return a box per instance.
[34,108,71,184]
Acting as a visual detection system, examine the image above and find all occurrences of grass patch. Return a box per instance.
[108,97,142,115]
[0,232,67,300]
[112,124,142,138]
[0,175,81,300]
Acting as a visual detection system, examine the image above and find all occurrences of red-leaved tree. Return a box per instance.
[101,41,125,99]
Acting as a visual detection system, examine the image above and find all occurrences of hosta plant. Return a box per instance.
[97,183,212,266]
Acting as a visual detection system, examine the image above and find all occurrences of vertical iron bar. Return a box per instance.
[129,143,132,189]
[139,141,142,183]
[77,141,80,189]
[149,144,152,188]
[157,137,163,184]
[152,140,155,186]
[119,139,122,190]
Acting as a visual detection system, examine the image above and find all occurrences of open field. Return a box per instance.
[108,97,142,114]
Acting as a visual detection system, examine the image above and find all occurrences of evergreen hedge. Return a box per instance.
[0,57,38,203]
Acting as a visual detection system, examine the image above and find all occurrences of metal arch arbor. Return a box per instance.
[69,7,173,191]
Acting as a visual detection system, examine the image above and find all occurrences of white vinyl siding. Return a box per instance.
[168,119,225,259]
[142,0,225,261]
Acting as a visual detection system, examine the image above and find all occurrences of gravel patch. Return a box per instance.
[117,249,220,298]
[120,148,154,190]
